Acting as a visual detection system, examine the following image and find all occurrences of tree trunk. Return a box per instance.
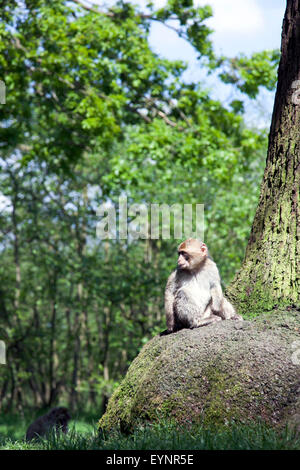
[49,280,58,406]
[227,0,300,314]
[11,186,21,316]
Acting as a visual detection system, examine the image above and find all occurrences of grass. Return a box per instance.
[0,413,299,450]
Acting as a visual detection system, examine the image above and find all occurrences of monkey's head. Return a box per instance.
[177,238,208,271]
[49,407,71,424]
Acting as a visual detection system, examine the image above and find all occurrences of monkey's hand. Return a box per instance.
[222,297,243,320]
[231,312,243,321]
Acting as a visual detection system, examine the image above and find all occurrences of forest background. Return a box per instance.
[0,0,285,422]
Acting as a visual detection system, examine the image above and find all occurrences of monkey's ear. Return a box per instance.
[201,243,207,253]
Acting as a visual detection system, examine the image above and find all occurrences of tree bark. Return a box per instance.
[227,0,300,313]
[49,277,58,406]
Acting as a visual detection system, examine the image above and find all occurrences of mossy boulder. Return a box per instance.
[99,310,300,433]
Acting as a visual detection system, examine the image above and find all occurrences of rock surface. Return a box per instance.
[99,310,300,433]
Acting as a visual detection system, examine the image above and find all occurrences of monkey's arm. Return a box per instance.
[210,282,225,317]
[164,271,176,332]
[211,282,242,320]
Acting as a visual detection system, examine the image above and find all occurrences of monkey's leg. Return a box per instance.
[222,297,243,320]
[190,305,222,328]
[191,314,222,328]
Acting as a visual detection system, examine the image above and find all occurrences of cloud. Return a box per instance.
[197,0,264,34]
[89,0,283,57]
[128,0,265,35]
[91,0,264,35]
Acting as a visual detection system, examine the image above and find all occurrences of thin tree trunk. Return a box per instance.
[11,188,21,316]
[70,291,82,410]
[0,379,8,410]
[28,376,43,407]
[227,0,300,313]
[70,187,87,409]
[103,307,111,383]
[49,279,58,406]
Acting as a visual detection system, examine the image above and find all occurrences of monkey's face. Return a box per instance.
[50,407,71,424]
[59,409,71,423]
[177,239,208,271]
[177,250,190,270]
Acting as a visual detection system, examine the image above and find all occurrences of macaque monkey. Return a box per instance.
[26,407,71,441]
[164,238,242,333]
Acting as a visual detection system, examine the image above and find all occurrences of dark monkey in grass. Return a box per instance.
[26,407,71,441]
[164,239,242,333]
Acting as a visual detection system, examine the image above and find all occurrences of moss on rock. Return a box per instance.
[99,310,300,433]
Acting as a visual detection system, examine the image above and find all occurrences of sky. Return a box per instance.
[93,0,286,124]
[148,0,285,61]
[93,0,285,62]
[148,0,285,120]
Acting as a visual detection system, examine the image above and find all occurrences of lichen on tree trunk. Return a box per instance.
[227,0,300,314]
